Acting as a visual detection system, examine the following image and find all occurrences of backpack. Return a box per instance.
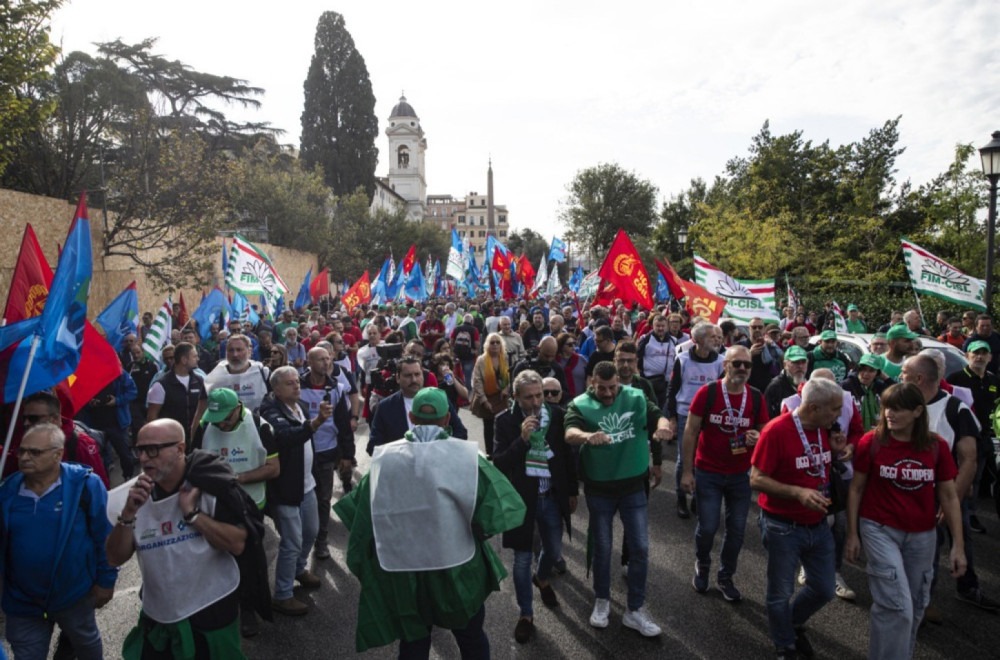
[453,328,474,359]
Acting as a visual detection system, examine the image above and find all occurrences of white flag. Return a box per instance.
[225,234,289,313]
[142,298,172,365]
[902,239,986,311]
[693,255,779,323]
[831,301,849,333]
[531,256,548,296]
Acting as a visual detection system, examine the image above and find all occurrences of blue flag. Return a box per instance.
[371,257,392,304]
[191,288,230,341]
[294,268,312,311]
[386,258,403,300]
[0,197,92,402]
[568,266,584,293]
[549,237,567,263]
[95,282,139,351]
[274,295,285,318]
[656,272,670,302]
[404,263,427,302]
[221,239,229,283]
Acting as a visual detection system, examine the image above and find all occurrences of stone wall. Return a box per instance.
[0,188,318,318]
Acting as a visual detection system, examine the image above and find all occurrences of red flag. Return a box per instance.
[518,253,536,290]
[401,244,417,275]
[596,230,654,310]
[310,268,329,303]
[681,279,727,323]
[492,250,515,300]
[342,271,372,314]
[0,224,120,416]
[655,258,687,300]
[177,292,189,327]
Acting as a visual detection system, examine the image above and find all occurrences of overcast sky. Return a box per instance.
[50,0,1000,240]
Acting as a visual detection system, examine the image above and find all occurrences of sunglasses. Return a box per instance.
[16,446,60,457]
[750,325,764,330]
[133,441,182,458]
[23,414,51,425]
[544,390,561,397]
[728,360,753,369]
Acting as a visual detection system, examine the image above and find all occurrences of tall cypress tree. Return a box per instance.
[300,11,379,199]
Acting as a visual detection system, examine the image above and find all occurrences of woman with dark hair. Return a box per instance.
[432,353,469,409]
[845,383,966,660]
[555,333,587,399]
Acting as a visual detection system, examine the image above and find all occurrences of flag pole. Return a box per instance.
[0,334,40,478]
[913,290,926,329]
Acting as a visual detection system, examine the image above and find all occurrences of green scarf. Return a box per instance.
[524,404,552,477]
[859,385,879,431]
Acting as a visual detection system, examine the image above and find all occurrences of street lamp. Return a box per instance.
[677,227,688,261]
[979,130,1000,315]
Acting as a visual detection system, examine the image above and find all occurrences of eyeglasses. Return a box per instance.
[749,325,764,330]
[16,446,60,457]
[133,441,182,458]
[728,360,753,369]
[22,414,52,425]
[543,390,561,397]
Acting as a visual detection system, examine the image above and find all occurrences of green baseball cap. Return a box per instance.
[886,324,919,340]
[410,388,450,420]
[201,388,240,424]
[968,340,992,354]
[858,354,884,370]
[819,330,837,341]
[847,304,859,312]
[784,345,808,362]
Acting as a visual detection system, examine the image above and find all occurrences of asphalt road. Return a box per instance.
[12,408,1000,659]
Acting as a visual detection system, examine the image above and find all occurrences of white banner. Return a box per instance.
[693,255,779,322]
[902,239,986,311]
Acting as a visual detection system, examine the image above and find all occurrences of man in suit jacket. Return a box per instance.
[367,356,468,455]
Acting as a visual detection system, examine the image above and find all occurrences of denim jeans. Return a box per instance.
[587,489,649,611]
[274,489,319,599]
[758,513,836,650]
[694,469,751,579]
[6,594,103,660]
[512,494,564,616]
[397,603,489,660]
[674,414,688,495]
[860,518,936,660]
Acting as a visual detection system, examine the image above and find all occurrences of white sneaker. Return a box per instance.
[797,566,806,586]
[835,573,856,601]
[623,606,662,637]
[589,598,611,628]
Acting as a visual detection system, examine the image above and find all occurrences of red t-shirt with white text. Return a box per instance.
[855,432,957,533]
[751,412,832,524]
[691,382,769,474]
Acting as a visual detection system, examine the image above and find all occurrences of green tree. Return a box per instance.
[104,127,233,291]
[560,162,659,260]
[507,228,549,267]
[229,139,335,254]
[300,11,378,199]
[0,0,63,177]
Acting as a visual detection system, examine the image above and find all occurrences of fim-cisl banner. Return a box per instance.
[693,255,780,323]
[902,239,986,311]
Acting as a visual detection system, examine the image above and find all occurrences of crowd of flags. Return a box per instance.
[3,194,993,472]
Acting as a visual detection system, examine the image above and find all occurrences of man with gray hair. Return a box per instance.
[0,423,117,659]
[667,322,724,518]
[901,353,998,617]
[751,378,847,659]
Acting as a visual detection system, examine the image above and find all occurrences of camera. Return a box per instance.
[370,343,404,396]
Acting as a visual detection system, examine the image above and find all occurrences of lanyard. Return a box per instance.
[720,381,747,432]
[792,410,825,474]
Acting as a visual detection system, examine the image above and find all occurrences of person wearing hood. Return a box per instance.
[806,330,852,382]
[334,388,525,656]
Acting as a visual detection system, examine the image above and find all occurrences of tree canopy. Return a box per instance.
[300,11,379,199]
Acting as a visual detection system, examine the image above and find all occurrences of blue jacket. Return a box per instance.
[0,463,117,617]
[367,390,468,455]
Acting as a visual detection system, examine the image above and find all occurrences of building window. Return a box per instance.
[458,215,465,223]
[499,215,506,223]
[500,230,507,237]
[480,218,485,226]
[479,230,486,238]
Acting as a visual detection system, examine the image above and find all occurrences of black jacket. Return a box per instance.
[158,370,206,441]
[764,372,799,420]
[258,393,315,506]
[493,404,577,551]
[367,390,468,455]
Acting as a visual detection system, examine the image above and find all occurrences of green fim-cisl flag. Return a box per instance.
[902,239,986,311]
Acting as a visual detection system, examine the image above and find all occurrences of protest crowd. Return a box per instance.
[1,215,999,660]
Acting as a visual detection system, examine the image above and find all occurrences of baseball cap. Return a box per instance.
[784,346,808,362]
[410,388,449,420]
[819,330,837,341]
[847,304,859,312]
[201,388,240,424]
[858,354,884,370]
[968,340,992,354]
[886,324,919,340]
